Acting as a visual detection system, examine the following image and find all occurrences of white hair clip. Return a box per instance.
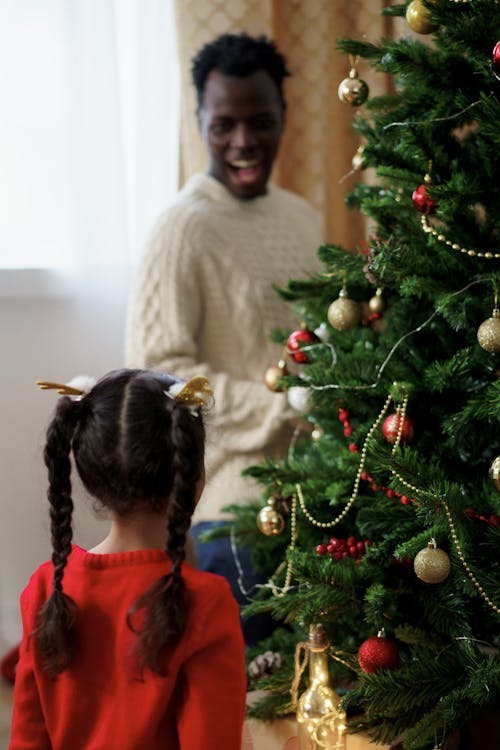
[36,375,97,401]
[166,376,214,414]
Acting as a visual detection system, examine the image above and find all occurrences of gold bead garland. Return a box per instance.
[389,468,500,617]
[269,378,500,614]
[296,389,409,529]
[267,492,298,597]
[421,215,500,260]
[273,389,405,598]
[441,499,500,616]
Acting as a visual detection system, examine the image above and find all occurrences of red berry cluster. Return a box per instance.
[338,407,353,438]
[465,508,500,528]
[339,406,499,530]
[361,312,381,327]
[316,535,371,563]
[361,470,415,506]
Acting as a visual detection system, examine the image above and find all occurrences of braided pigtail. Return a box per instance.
[128,400,203,676]
[34,396,80,675]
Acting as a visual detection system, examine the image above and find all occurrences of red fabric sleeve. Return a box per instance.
[177,580,247,750]
[9,586,51,750]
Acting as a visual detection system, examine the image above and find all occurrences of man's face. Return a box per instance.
[198,69,285,200]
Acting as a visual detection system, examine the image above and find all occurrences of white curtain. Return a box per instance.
[0,0,180,651]
[0,0,179,270]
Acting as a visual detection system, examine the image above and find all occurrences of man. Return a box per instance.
[126,33,323,643]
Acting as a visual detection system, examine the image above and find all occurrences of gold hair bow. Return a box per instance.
[37,375,213,409]
[169,376,213,408]
[36,376,97,398]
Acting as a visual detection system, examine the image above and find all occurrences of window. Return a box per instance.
[0,0,180,271]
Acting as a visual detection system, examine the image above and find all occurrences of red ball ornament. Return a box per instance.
[358,632,400,674]
[382,412,415,444]
[286,326,320,364]
[412,184,436,214]
[493,41,500,80]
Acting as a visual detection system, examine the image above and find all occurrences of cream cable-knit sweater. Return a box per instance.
[126,174,323,522]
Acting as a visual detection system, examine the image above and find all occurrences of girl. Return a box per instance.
[9,369,246,749]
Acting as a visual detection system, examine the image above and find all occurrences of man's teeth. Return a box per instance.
[230,160,259,168]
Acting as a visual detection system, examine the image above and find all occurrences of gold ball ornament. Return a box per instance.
[338,69,369,106]
[406,0,438,34]
[257,499,285,536]
[489,455,500,491]
[368,288,385,314]
[414,539,451,584]
[264,360,288,392]
[352,145,365,171]
[477,309,500,353]
[327,289,362,331]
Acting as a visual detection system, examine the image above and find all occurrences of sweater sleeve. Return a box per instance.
[126,207,296,455]
[176,580,246,750]
[9,586,51,750]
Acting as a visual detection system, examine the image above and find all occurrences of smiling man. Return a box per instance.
[198,69,283,200]
[126,33,323,644]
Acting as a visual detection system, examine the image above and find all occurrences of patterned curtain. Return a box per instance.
[173,0,407,249]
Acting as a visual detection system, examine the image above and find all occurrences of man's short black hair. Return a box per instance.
[191,32,290,110]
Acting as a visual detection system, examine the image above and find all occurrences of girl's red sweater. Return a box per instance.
[9,545,246,749]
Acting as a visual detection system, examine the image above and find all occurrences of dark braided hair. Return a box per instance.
[34,397,81,673]
[35,369,206,676]
[191,32,290,110]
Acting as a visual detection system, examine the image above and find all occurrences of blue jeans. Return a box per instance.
[190,521,276,646]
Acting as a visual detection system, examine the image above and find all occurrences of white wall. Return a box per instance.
[0,268,131,653]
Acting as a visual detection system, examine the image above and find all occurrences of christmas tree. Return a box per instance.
[228,2,500,748]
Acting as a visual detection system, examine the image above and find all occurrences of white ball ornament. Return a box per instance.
[314,322,330,342]
[287,386,312,414]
